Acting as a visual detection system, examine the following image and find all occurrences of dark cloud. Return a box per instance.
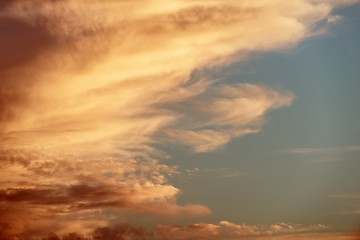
[0,148,209,238]
[0,0,24,10]
[0,184,130,212]
[0,13,55,129]
[0,16,53,70]
[40,225,149,240]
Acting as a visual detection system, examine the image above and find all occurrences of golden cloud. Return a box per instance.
[0,0,358,239]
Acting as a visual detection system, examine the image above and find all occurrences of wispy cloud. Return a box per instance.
[327,14,343,23]
[330,194,360,199]
[198,168,246,178]
[285,145,360,154]
[0,0,358,239]
[328,193,360,217]
[220,171,245,178]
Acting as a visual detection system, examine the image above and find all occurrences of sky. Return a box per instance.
[0,0,359,240]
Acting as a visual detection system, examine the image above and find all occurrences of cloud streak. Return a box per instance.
[285,145,360,154]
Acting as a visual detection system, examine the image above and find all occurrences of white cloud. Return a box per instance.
[327,14,343,23]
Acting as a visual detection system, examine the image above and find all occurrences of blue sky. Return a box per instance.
[171,2,360,232]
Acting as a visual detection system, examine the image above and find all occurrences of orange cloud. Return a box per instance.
[0,0,345,155]
[0,148,210,238]
[1,0,358,239]
[164,84,293,152]
[33,222,360,240]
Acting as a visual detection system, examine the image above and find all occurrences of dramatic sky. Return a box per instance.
[0,0,360,239]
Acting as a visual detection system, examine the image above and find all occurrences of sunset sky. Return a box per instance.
[0,1,360,239]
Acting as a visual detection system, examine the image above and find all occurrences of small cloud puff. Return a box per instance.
[327,15,343,23]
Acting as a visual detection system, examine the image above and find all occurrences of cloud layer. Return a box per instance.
[22,222,360,240]
[0,0,359,239]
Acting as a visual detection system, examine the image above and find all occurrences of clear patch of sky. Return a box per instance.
[165,4,360,231]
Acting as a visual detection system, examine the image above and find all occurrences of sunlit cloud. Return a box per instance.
[0,148,210,238]
[165,84,293,152]
[0,0,359,239]
[0,0,337,155]
[37,221,337,240]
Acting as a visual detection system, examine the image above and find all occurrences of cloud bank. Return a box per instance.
[0,0,359,239]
